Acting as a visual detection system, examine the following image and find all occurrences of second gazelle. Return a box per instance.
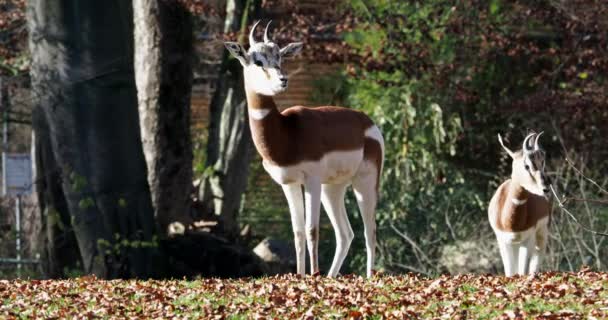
[225,21,384,277]
[488,132,552,276]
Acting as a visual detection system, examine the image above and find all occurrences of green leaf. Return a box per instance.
[489,0,500,15]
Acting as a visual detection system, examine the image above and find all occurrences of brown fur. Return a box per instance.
[363,138,383,194]
[307,226,319,273]
[246,90,377,167]
[493,180,551,232]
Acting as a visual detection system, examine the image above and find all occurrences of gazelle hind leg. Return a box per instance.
[281,184,306,275]
[353,167,378,278]
[321,183,353,277]
[529,224,548,274]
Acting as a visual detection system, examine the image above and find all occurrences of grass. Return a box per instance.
[1,269,607,319]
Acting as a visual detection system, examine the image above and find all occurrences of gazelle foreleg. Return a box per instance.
[518,237,534,275]
[304,177,322,275]
[497,237,518,277]
[282,184,306,275]
[321,183,353,277]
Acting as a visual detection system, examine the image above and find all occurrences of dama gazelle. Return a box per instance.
[224,21,384,277]
[489,132,552,276]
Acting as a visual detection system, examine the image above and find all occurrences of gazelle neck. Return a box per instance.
[507,180,529,204]
[244,88,289,164]
[245,86,279,112]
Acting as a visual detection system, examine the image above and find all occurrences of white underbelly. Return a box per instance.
[262,149,364,185]
[493,217,549,244]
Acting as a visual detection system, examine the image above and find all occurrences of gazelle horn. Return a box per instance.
[534,131,544,151]
[249,20,262,46]
[522,132,536,154]
[264,21,272,43]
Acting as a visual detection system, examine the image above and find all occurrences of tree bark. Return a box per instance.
[133,0,194,233]
[198,0,259,239]
[32,108,81,277]
[28,0,162,278]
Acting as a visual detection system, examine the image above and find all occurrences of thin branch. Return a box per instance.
[390,223,434,267]
[564,158,608,196]
[550,185,608,237]
[443,204,457,241]
[562,197,608,205]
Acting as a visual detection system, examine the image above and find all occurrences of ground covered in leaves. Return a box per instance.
[1,269,608,319]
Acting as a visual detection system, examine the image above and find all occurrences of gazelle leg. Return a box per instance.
[304,177,322,275]
[518,238,534,275]
[321,183,353,277]
[353,171,378,278]
[529,224,548,274]
[281,183,305,275]
[497,238,517,277]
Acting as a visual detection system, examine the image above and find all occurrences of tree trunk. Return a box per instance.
[32,108,81,277]
[28,0,162,278]
[198,0,259,239]
[133,0,194,233]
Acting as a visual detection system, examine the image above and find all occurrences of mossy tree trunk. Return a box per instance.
[198,0,260,239]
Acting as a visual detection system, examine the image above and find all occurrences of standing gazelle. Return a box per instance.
[488,132,552,276]
[224,21,384,277]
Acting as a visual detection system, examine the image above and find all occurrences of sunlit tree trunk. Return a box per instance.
[133,0,194,233]
[198,0,259,239]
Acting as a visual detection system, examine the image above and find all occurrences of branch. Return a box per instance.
[562,197,608,206]
[550,185,608,237]
[390,223,434,267]
[565,157,608,195]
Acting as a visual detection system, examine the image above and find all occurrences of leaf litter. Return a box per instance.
[1,268,607,319]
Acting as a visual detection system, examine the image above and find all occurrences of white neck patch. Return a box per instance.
[511,198,527,206]
[249,108,271,121]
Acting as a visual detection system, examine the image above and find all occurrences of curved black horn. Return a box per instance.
[534,131,544,150]
[264,21,272,43]
[249,20,261,46]
[522,133,536,153]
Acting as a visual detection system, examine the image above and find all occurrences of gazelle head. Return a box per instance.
[498,132,551,196]
[224,21,303,96]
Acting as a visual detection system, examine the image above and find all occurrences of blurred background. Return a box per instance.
[0,0,606,279]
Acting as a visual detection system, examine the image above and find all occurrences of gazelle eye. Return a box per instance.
[524,164,530,171]
[254,59,264,67]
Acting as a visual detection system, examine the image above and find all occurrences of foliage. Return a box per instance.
[336,1,487,275]
[0,0,27,76]
[335,0,608,275]
[1,270,608,318]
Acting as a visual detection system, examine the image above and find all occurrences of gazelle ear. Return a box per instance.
[498,134,516,159]
[280,42,303,58]
[224,42,249,66]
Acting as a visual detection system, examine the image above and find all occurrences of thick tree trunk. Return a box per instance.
[32,108,81,277]
[198,0,259,239]
[28,0,162,278]
[133,0,194,233]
